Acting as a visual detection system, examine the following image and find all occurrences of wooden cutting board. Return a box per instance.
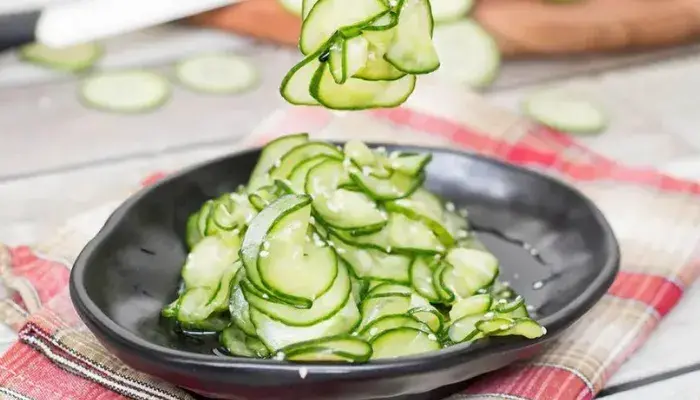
[189,0,700,57]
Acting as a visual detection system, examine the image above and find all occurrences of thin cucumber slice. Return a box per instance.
[246,336,271,358]
[366,283,413,297]
[358,293,411,330]
[179,315,230,333]
[475,317,515,335]
[178,262,240,323]
[20,42,102,72]
[385,0,439,75]
[289,155,331,193]
[351,275,370,304]
[336,213,443,255]
[181,235,240,289]
[248,133,309,190]
[280,51,324,107]
[447,314,482,343]
[522,89,608,135]
[220,325,258,357]
[242,260,349,327]
[370,327,440,359]
[432,260,455,303]
[491,318,546,339]
[270,141,343,180]
[302,0,320,19]
[354,30,406,81]
[492,296,529,319]
[407,307,444,333]
[385,188,455,246]
[429,0,474,23]
[330,235,412,283]
[311,62,416,110]
[433,20,500,89]
[250,295,361,351]
[350,170,424,201]
[176,54,258,95]
[383,153,432,177]
[80,70,171,113]
[329,36,370,85]
[358,314,431,341]
[442,248,499,298]
[305,159,387,231]
[280,336,372,362]
[230,281,258,337]
[409,257,440,302]
[249,185,282,211]
[450,294,492,321]
[299,0,388,55]
[240,194,315,307]
[185,211,203,249]
[278,0,303,15]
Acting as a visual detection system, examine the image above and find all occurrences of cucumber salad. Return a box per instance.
[280,0,440,110]
[161,134,545,362]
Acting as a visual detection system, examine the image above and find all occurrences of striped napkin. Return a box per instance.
[0,92,699,400]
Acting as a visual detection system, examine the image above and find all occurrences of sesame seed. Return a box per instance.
[260,250,269,258]
[501,281,510,287]
[385,246,392,253]
[532,281,544,290]
[336,248,346,254]
[262,241,270,250]
[376,146,387,153]
[232,229,241,235]
[498,299,507,304]
[457,230,468,239]
[262,293,269,299]
[274,352,285,360]
[362,166,372,176]
[310,216,316,224]
[483,312,494,319]
[445,202,455,212]
[273,159,281,168]
[299,367,308,379]
[541,326,548,334]
[499,325,510,331]
[526,305,535,312]
[436,245,445,252]
[428,334,437,341]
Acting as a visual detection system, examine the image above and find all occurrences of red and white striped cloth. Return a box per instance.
[0,102,699,400]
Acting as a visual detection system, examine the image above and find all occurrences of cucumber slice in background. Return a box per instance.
[176,53,258,95]
[385,0,440,75]
[432,19,500,89]
[522,89,608,135]
[80,70,171,113]
[429,0,474,23]
[20,42,102,72]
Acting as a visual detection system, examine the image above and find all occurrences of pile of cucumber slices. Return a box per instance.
[161,133,545,362]
[280,0,441,110]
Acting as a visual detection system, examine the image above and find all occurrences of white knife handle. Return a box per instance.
[36,0,236,48]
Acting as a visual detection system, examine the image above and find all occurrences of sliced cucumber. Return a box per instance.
[350,170,424,201]
[181,235,240,289]
[302,0,320,19]
[330,235,412,283]
[366,283,413,297]
[306,159,388,231]
[289,155,332,193]
[278,0,303,15]
[242,260,349,327]
[385,0,439,74]
[354,30,406,81]
[410,257,440,301]
[433,20,500,89]
[280,336,372,362]
[176,54,258,95]
[270,142,344,180]
[299,0,388,55]
[358,293,411,329]
[359,314,431,341]
[249,185,282,211]
[441,248,498,298]
[20,42,102,72]
[385,189,454,246]
[80,70,171,113]
[432,260,455,303]
[280,51,324,107]
[251,294,360,351]
[230,281,259,337]
[407,307,443,333]
[248,133,310,190]
[220,325,259,357]
[523,89,608,135]
[383,153,432,177]
[429,0,474,23]
[370,328,440,359]
[490,318,546,339]
[329,36,370,85]
[240,194,315,307]
[450,294,492,321]
[447,314,482,343]
[178,262,240,324]
[311,62,416,110]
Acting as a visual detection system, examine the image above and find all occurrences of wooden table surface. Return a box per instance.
[1,25,699,399]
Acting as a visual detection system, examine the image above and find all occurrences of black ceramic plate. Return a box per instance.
[70,144,619,400]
